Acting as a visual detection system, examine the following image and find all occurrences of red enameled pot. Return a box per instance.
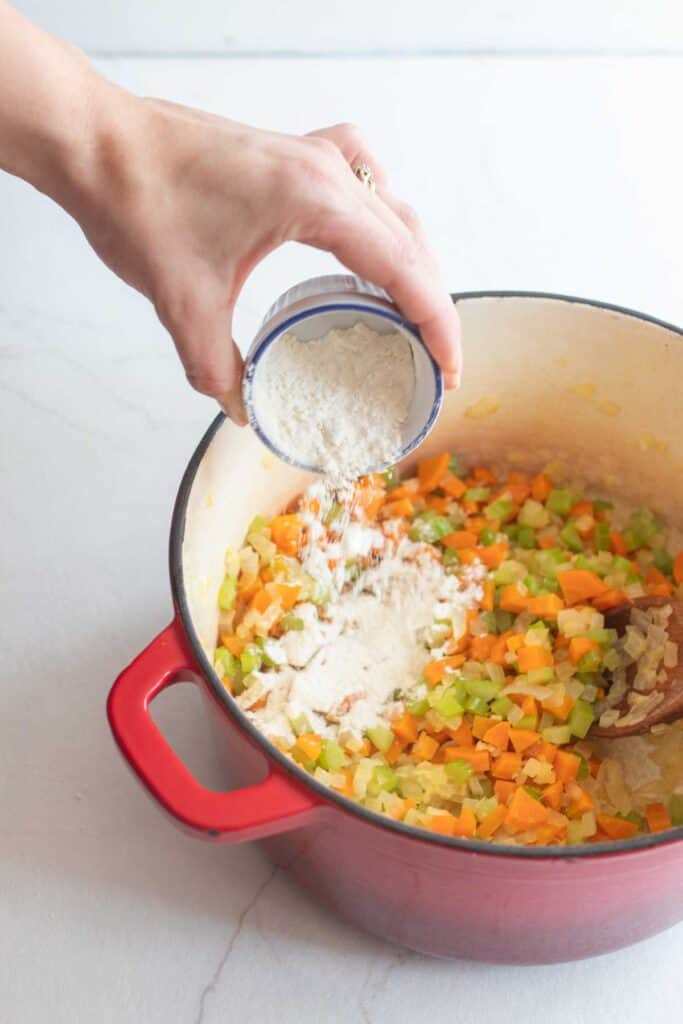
[108,292,683,963]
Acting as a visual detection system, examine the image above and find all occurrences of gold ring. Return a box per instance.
[354,163,376,192]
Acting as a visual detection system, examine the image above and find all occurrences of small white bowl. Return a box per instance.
[242,274,443,475]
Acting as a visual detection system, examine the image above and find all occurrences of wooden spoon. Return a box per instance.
[590,596,683,737]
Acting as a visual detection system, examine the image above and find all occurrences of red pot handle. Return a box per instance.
[107,619,321,842]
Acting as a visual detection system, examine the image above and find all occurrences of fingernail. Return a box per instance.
[219,387,248,427]
[443,369,461,390]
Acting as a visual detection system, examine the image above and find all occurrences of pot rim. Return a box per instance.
[170,289,683,859]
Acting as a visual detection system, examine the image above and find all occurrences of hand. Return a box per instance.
[66,92,461,422]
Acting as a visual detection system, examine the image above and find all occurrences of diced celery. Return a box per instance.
[465,678,503,700]
[547,489,575,517]
[448,454,461,476]
[442,547,460,565]
[479,525,497,546]
[380,465,401,490]
[407,696,430,716]
[577,650,602,673]
[593,499,614,513]
[587,628,617,646]
[518,499,551,529]
[568,699,595,739]
[445,759,474,784]
[524,786,543,801]
[620,811,645,828]
[621,528,641,552]
[218,573,237,611]
[319,740,346,772]
[653,548,673,576]
[490,696,514,718]
[567,819,585,845]
[628,508,660,545]
[465,695,490,715]
[290,714,312,737]
[367,725,394,752]
[367,765,398,796]
[668,794,683,826]
[485,498,516,522]
[527,667,554,685]
[516,715,538,730]
[560,522,583,553]
[464,487,491,502]
[495,610,515,633]
[503,523,520,542]
[576,753,590,779]
[517,526,537,549]
[540,575,560,594]
[291,747,317,771]
[494,560,526,585]
[214,647,240,681]
[535,547,567,568]
[409,514,453,544]
[325,502,344,526]
[280,612,304,631]
[345,561,362,583]
[595,521,611,551]
[542,725,572,745]
[523,575,545,596]
[434,689,465,720]
[247,515,269,536]
[574,554,602,574]
[240,644,263,675]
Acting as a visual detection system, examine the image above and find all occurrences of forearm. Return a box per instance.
[0,1,123,212]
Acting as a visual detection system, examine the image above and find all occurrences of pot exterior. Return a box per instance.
[201,681,683,963]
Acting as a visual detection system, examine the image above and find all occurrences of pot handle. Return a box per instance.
[107,619,320,842]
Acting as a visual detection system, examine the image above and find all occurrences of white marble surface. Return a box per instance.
[1,54,682,1022]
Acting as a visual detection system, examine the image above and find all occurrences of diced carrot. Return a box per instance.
[589,754,602,778]
[411,732,440,761]
[418,452,451,493]
[533,740,559,764]
[380,497,415,519]
[521,696,540,722]
[250,587,273,613]
[541,693,575,721]
[674,552,683,585]
[558,569,608,605]
[477,542,509,568]
[389,479,419,500]
[441,474,467,499]
[488,636,508,666]
[384,739,406,766]
[442,530,478,549]
[392,711,419,744]
[506,633,526,653]
[482,721,510,750]
[220,634,244,656]
[554,750,581,783]
[269,514,303,556]
[504,472,531,505]
[473,466,498,485]
[456,548,479,565]
[570,500,593,518]
[610,531,628,556]
[517,645,553,671]
[509,728,541,754]
[505,787,550,832]
[428,811,458,836]
[295,733,322,761]
[646,567,673,595]
[331,769,355,798]
[538,530,560,549]
[542,780,564,811]
[531,473,552,502]
[448,718,473,746]
[444,747,491,772]
[499,583,529,613]
[645,802,672,833]
[494,779,517,804]
[267,582,302,610]
[248,695,268,711]
[593,588,629,612]
[478,804,508,840]
[479,578,495,613]
[471,715,492,740]
[470,635,497,662]
[260,567,274,583]
[569,636,601,665]
[526,593,565,619]
[423,654,466,685]
[648,583,675,597]
[452,804,478,839]
[596,814,639,840]
[492,752,523,780]
[425,496,452,514]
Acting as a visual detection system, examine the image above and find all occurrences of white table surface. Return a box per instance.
[1,54,682,1023]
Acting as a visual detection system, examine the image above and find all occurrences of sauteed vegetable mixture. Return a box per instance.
[215,453,683,845]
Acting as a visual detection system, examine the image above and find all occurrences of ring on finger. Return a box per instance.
[354,163,376,193]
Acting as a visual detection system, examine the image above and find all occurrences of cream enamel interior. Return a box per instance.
[181,294,683,667]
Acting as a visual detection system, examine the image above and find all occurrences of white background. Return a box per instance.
[1,3,682,1022]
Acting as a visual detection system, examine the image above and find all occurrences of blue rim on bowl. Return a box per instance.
[242,301,444,476]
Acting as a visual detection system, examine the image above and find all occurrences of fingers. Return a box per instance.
[305,177,461,386]
[306,123,389,190]
[155,288,247,424]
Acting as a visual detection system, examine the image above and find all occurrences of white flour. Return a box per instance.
[239,532,484,743]
[254,321,415,479]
